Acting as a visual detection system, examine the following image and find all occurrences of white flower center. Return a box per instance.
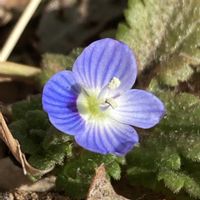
[105,98,118,109]
[76,77,121,121]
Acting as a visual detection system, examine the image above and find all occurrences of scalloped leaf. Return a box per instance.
[11,95,42,120]
[56,151,124,199]
[39,48,82,85]
[156,148,181,171]
[127,85,200,198]
[117,0,200,86]
[184,176,200,199]
[157,170,185,193]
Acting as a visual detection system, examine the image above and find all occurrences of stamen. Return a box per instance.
[108,77,121,90]
[105,98,118,109]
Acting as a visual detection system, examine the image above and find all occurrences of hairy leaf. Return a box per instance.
[127,84,200,198]
[117,0,200,86]
[39,48,82,85]
[56,151,124,199]
[157,170,185,193]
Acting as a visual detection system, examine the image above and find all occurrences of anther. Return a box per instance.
[108,77,121,90]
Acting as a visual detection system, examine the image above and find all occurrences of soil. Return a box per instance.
[0,191,69,200]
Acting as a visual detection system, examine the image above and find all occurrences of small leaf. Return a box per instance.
[184,176,200,199]
[127,167,154,176]
[156,148,181,170]
[39,49,82,85]
[12,95,42,120]
[25,110,49,130]
[9,120,42,155]
[157,55,194,86]
[157,170,185,193]
[9,120,28,137]
[56,151,124,199]
[28,154,55,170]
[106,161,121,180]
[178,134,200,162]
[42,126,72,149]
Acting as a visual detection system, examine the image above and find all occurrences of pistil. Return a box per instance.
[105,98,118,109]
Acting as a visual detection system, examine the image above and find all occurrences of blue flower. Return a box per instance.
[42,38,165,156]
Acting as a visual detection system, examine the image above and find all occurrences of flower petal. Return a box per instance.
[110,89,165,128]
[75,120,139,156]
[42,70,84,135]
[48,113,85,136]
[73,38,137,94]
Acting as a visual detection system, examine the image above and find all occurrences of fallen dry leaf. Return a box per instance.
[0,112,52,176]
[87,164,130,200]
[0,157,31,190]
[19,176,56,192]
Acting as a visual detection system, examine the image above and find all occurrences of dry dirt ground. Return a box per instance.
[0,191,69,200]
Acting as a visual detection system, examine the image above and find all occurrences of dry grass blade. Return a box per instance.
[0,112,52,176]
[0,0,42,62]
[87,164,129,200]
[0,62,41,79]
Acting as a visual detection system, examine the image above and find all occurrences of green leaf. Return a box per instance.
[117,0,200,86]
[39,48,82,85]
[127,167,154,176]
[46,143,73,165]
[10,95,74,171]
[117,0,176,70]
[106,161,121,180]
[157,170,185,193]
[25,110,49,130]
[12,95,42,120]
[29,129,46,140]
[9,120,42,155]
[127,145,158,170]
[56,157,95,199]
[126,86,200,198]
[9,120,28,136]
[28,154,56,170]
[156,55,194,87]
[42,126,72,149]
[56,151,124,199]
[148,83,200,129]
[184,176,200,199]
[156,148,181,171]
[153,91,200,163]
[178,134,200,162]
